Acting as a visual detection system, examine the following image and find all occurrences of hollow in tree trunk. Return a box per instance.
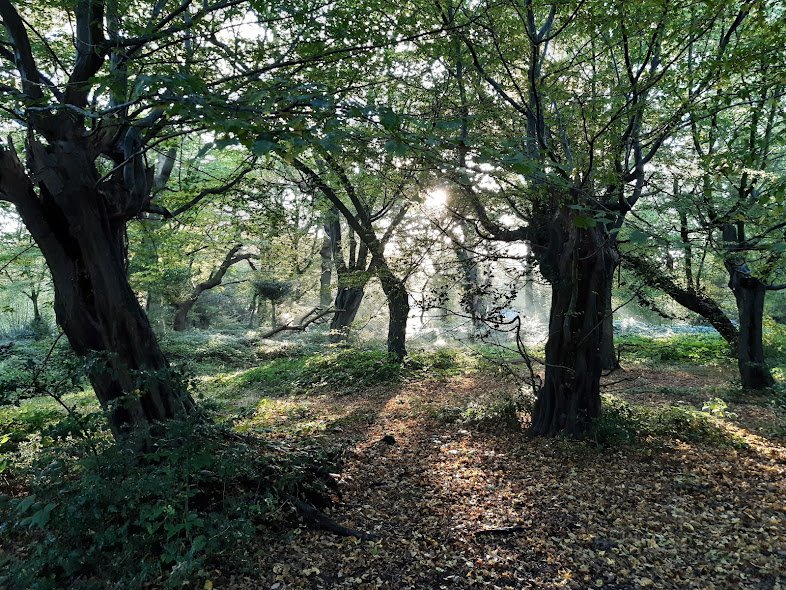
[530,212,618,436]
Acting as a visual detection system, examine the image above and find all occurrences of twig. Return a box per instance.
[260,306,336,339]
[475,524,528,536]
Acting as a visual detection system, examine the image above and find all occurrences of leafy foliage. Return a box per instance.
[0,415,334,590]
[590,395,745,449]
[618,334,733,365]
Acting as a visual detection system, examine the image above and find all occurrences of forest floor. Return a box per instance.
[209,361,786,590]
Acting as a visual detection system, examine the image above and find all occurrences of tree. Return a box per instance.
[0,225,49,330]
[0,0,366,435]
[294,152,414,359]
[429,0,757,434]
[172,244,256,331]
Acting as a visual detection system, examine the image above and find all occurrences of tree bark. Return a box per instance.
[728,267,774,389]
[599,277,619,371]
[7,148,193,436]
[530,213,617,437]
[329,281,366,341]
[377,265,409,361]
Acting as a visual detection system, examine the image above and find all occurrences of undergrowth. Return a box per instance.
[590,394,747,449]
[617,334,732,365]
[0,411,336,590]
[231,347,481,397]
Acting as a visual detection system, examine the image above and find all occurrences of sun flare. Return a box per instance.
[424,188,448,211]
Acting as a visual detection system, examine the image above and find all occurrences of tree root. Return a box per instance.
[288,496,378,541]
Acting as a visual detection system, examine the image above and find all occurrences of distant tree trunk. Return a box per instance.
[728,267,774,389]
[377,263,409,360]
[599,278,619,371]
[27,287,41,322]
[329,279,366,341]
[172,244,254,332]
[271,301,278,328]
[248,292,257,327]
[320,232,333,308]
[530,212,618,437]
[722,224,774,390]
[325,214,369,342]
[455,243,485,339]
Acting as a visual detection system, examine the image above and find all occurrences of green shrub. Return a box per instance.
[617,334,732,365]
[160,332,257,370]
[229,347,485,399]
[590,394,744,448]
[0,415,333,590]
[406,349,481,379]
[436,395,523,431]
[0,339,78,404]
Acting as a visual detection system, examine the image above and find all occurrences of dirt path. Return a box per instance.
[220,371,786,590]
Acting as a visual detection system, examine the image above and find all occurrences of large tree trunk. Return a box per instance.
[378,266,409,361]
[530,215,617,436]
[6,138,194,437]
[730,271,774,389]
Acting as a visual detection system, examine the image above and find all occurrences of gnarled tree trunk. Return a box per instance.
[530,212,618,436]
[377,264,409,361]
[329,280,366,341]
[4,137,194,437]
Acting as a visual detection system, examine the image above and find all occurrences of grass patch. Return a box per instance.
[0,391,98,445]
[159,332,259,372]
[617,334,732,366]
[226,347,481,399]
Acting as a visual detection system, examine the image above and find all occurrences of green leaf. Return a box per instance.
[383,139,408,156]
[252,139,278,155]
[379,108,399,131]
[629,230,649,244]
[15,494,36,514]
[573,215,598,229]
